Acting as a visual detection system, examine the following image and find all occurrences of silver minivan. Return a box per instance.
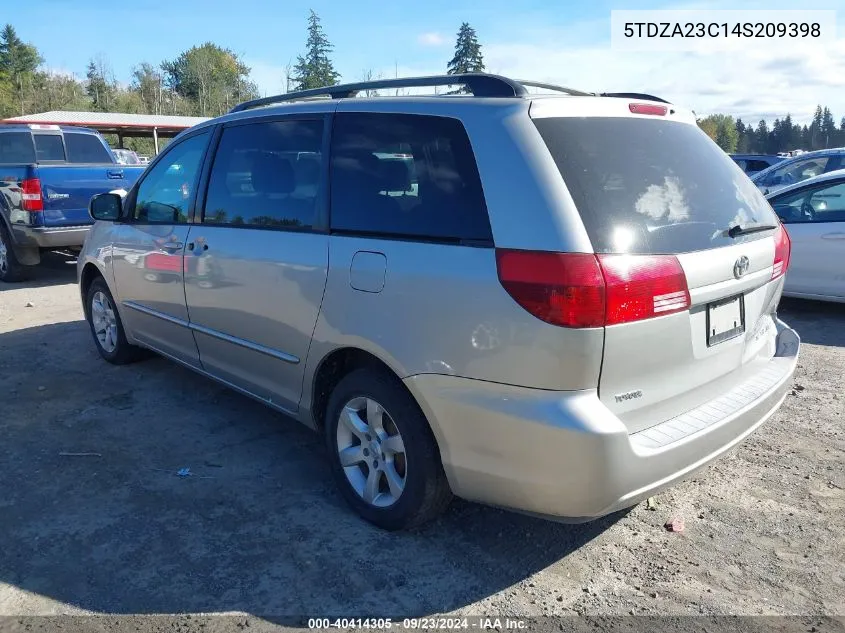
[79,74,800,530]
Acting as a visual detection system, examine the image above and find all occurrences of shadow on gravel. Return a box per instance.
[779,297,845,347]
[1,251,78,290]
[0,320,623,619]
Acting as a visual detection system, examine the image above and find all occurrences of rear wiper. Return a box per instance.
[727,223,778,238]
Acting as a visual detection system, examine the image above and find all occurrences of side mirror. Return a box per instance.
[89,193,123,221]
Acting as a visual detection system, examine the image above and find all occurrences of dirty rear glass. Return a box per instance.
[533,117,779,254]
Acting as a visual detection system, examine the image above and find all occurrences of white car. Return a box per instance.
[767,169,845,302]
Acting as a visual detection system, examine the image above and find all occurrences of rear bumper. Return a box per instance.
[11,224,91,249]
[404,320,800,520]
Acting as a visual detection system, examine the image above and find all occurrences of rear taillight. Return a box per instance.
[21,178,43,212]
[598,255,690,325]
[628,103,667,116]
[772,223,791,280]
[496,249,690,329]
[495,250,605,328]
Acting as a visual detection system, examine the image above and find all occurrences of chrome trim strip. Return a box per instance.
[189,322,300,364]
[122,301,300,365]
[123,301,189,328]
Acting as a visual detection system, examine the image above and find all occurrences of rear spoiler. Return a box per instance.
[600,92,671,104]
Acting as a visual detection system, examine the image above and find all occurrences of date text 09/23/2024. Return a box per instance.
[307,618,528,630]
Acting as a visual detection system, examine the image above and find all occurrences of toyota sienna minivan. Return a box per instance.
[79,74,800,530]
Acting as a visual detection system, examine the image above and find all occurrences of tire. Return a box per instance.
[0,223,35,283]
[85,276,147,365]
[325,367,452,530]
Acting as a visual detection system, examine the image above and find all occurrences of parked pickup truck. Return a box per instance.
[0,124,146,282]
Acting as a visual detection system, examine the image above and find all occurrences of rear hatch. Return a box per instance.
[531,103,790,432]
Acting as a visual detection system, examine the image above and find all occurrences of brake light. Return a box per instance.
[496,249,691,328]
[496,250,605,328]
[21,178,43,212]
[629,103,667,116]
[598,255,690,325]
[772,223,791,280]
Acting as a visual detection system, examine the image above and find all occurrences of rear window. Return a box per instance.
[533,117,779,254]
[0,132,35,163]
[34,134,65,161]
[330,113,492,243]
[65,133,112,163]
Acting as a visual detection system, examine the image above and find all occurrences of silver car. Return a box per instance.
[751,147,845,196]
[78,74,800,530]
[768,169,845,302]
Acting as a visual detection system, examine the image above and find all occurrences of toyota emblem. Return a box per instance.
[733,255,750,279]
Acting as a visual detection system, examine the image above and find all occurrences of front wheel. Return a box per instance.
[85,277,147,365]
[325,368,452,530]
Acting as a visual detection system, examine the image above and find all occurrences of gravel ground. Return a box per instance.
[0,254,843,622]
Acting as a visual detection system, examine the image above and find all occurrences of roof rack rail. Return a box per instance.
[515,80,594,97]
[229,73,529,113]
[600,92,671,104]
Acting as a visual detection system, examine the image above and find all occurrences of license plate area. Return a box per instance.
[706,294,745,346]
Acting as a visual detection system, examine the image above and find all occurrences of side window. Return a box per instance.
[64,133,112,163]
[771,181,845,224]
[330,113,492,242]
[746,160,770,173]
[0,132,35,163]
[134,131,210,223]
[203,119,323,229]
[767,157,830,187]
[33,135,65,162]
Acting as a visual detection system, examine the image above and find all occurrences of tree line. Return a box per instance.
[3,15,838,158]
[698,109,844,155]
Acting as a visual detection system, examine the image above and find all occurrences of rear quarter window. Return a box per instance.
[0,132,35,163]
[34,134,65,162]
[64,133,112,163]
[329,113,492,243]
[533,117,779,254]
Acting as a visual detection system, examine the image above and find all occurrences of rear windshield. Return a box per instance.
[533,117,780,254]
[0,132,35,163]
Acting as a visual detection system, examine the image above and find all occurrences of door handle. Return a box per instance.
[187,242,208,251]
[821,232,845,240]
[107,170,124,179]
[160,241,183,252]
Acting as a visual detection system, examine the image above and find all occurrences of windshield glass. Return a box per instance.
[533,117,780,254]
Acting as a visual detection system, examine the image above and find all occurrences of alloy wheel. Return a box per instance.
[335,396,407,508]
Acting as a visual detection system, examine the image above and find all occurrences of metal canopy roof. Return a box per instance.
[1,111,209,136]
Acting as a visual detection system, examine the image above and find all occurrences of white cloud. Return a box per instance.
[417,32,446,47]
[483,37,845,125]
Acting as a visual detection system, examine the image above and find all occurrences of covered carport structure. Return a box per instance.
[1,111,209,154]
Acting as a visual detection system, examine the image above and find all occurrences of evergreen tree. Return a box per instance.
[447,23,485,75]
[809,105,823,150]
[86,58,116,111]
[820,107,836,149]
[735,118,749,153]
[755,120,769,154]
[0,24,42,115]
[291,10,340,91]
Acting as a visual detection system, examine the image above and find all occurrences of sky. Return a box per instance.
[11,0,845,125]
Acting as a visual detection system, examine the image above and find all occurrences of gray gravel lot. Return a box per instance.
[0,254,843,621]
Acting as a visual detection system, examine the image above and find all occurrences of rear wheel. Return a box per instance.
[325,368,452,530]
[85,277,147,364]
[0,224,34,283]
